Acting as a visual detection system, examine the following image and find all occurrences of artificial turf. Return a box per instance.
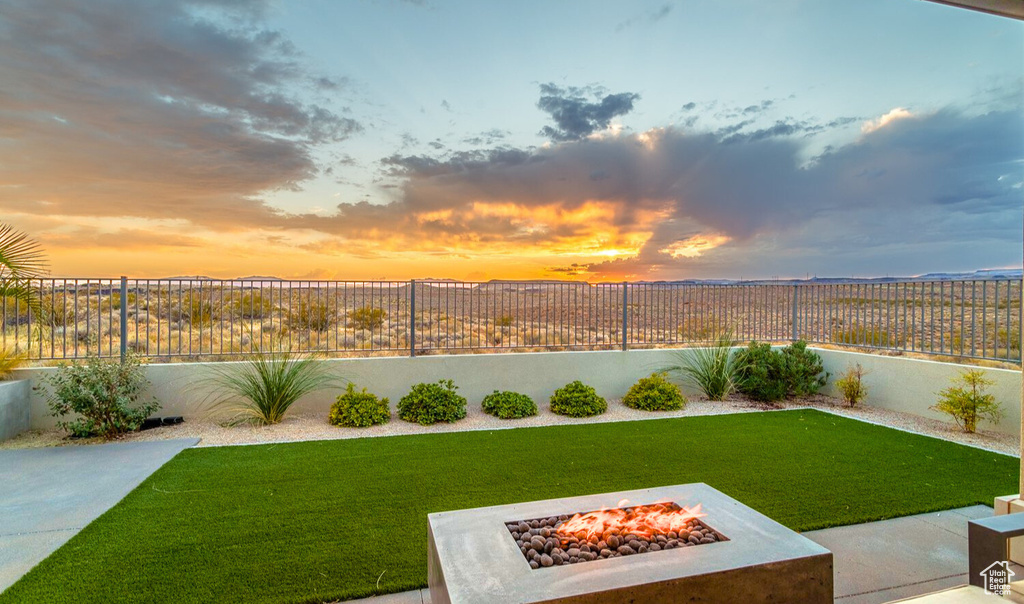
[1,409,1017,604]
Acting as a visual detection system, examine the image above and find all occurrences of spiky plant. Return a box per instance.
[663,331,738,401]
[0,347,28,379]
[206,349,342,426]
[0,223,48,313]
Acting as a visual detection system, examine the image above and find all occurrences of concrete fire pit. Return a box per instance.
[427,483,833,604]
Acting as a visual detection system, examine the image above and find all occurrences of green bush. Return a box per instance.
[398,379,467,425]
[622,372,686,411]
[733,342,788,402]
[348,307,387,331]
[329,383,390,427]
[931,369,1002,433]
[234,292,274,319]
[550,380,607,417]
[734,340,828,402]
[781,341,828,397]
[835,364,868,407]
[39,354,160,439]
[481,390,537,419]
[289,299,334,332]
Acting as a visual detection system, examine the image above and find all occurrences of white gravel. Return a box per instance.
[3,394,1019,456]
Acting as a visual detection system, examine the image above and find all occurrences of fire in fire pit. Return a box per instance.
[505,500,727,569]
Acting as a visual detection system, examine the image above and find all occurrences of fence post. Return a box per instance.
[621,281,629,352]
[119,276,128,363]
[409,279,416,358]
[791,284,799,342]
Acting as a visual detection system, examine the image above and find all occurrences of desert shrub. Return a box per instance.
[481,390,537,419]
[206,349,340,425]
[289,299,334,332]
[781,341,828,397]
[664,332,737,400]
[831,325,899,347]
[180,293,215,326]
[734,340,828,402]
[398,379,467,425]
[622,372,687,411]
[931,369,1002,433]
[550,380,607,417]
[39,354,160,439]
[348,307,386,331]
[234,292,274,319]
[329,383,390,427]
[733,342,788,402]
[495,315,514,328]
[835,364,868,407]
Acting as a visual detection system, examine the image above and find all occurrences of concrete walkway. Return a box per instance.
[0,438,198,593]
[344,505,992,604]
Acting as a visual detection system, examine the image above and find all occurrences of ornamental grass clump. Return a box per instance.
[550,380,607,417]
[329,383,390,427]
[40,354,159,439]
[397,379,467,425]
[664,331,737,401]
[207,349,340,426]
[622,372,686,411]
[481,390,537,419]
[931,369,1002,433]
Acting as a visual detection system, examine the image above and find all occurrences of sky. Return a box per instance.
[1,0,1022,281]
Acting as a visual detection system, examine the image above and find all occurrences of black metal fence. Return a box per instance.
[2,277,1020,364]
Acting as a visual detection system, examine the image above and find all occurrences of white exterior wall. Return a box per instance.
[10,347,1022,435]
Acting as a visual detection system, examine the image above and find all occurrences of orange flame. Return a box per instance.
[556,500,706,541]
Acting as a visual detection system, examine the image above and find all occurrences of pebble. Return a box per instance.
[529,560,540,569]
[617,545,635,555]
[606,535,620,549]
[540,554,553,567]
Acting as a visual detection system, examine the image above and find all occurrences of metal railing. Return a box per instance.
[2,277,1020,364]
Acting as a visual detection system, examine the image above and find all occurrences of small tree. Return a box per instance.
[835,364,868,407]
[931,369,1002,433]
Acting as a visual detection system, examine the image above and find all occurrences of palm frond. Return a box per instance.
[0,223,48,281]
[0,346,28,379]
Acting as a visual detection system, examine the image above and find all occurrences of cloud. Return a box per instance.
[537,84,641,141]
[0,0,360,228]
[862,107,914,133]
[616,4,674,32]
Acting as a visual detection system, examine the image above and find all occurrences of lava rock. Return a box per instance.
[688,534,701,545]
[531,537,546,552]
[606,535,620,549]
[529,560,540,569]
[628,539,643,551]
[540,527,550,538]
[600,548,612,558]
[701,537,715,544]
[650,543,661,551]
[617,545,635,556]
[519,522,531,533]
[540,554,553,567]
[567,548,580,558]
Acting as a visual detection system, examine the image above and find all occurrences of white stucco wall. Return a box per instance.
[10,347,1022,435]
[814,349,1021,435]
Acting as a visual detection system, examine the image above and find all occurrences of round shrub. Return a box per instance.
[622,372,686,411]
[481,390,537,419]
[397,379,467,425]
[328,383,390,428]
[550,381,607,417]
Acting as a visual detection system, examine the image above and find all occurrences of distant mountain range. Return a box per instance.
[155,269,1022,284]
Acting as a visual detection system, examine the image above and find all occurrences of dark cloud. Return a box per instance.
[680,102,698,112]
[537,84,641,141]
[616,4,674,32]
[0,0,359,226]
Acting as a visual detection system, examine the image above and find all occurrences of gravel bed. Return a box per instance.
[2,394,1018,455]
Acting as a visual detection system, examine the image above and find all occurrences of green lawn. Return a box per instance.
[2,410,1017,604]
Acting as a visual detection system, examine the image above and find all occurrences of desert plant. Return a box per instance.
[481,390,537,419]
[835,364,868,407]
[180,292,216,326]
[664,331,737,401]
[290,298,334,332]
[831,325,899,347]
[234,292,274,319]
[622,372,687,411]
[733,341,788,402]
[0,223,48,314]
[780,341,828,397]
[495,315,514,328]
[931,369,1002,433]
[550,380,607,417]
[348,306,386,331]
[206,349,340,425]
[397,379,467,425]
[39,353,159,439]
[0,346,28,379]
[328,383,390,427]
